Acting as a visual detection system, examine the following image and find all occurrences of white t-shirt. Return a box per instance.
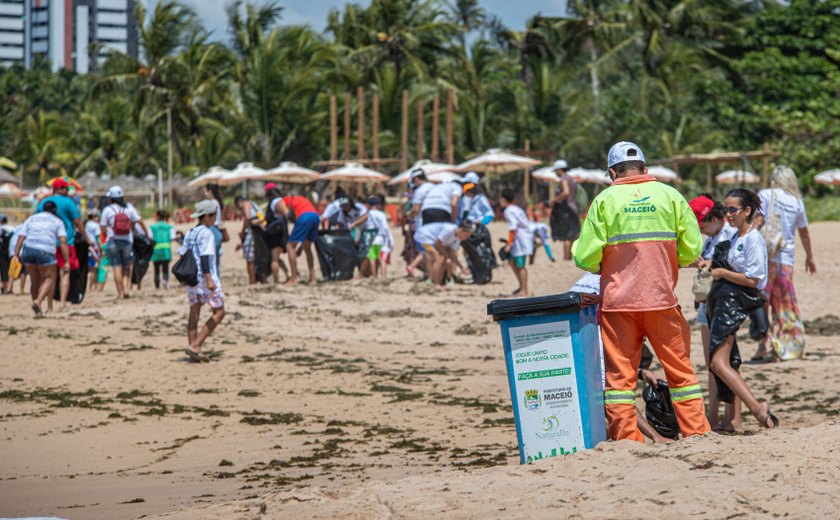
[368,209,394,247]
[85,220,101,246]
[321,200,342,220]
[411,182,434,227]
[20,212,66,254]
[8,225,21,257]
[179,225,221,295]
[504,205,534,257]
[727,228,768,291]
[414,222,459,249]
[100,203,142,243]
[570,272,601,295]
[211,199,222,227]
[758,188,807,266]
[336,202,369,228]
[701,222,735,260]
[421,182,462,214]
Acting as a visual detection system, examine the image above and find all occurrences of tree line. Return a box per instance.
[0,0,838,195]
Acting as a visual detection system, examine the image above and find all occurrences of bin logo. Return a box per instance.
[524,389,541,410]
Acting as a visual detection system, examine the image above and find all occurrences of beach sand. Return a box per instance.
[1,221,839,519]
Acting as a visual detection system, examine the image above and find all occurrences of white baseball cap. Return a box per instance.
[107,186,124,198]
[607,141,645,168]
[463,171,480,184]
[552,159,568,170]
[190,199,218,219]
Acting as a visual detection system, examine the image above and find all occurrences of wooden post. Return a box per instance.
[524,139,531,207]
[329,95,337,161]
[166,105,173,207]
[761,143,771,188]
[705,162,712,192]
[431,94,440,162]
[400,89,409,171]
[416,99,424,160]
[343,92,351,160]
[372,94,380,160]
[445,89,454,165]
[357,86,365,160]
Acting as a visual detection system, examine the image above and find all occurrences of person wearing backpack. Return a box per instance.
[100,186,148,300]
[179,200,226,363]
[262,184,291,284]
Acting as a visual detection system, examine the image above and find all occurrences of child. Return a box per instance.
[179,200,225,362]
[85,208,102,291]
[150,209,175,289]
[366,196,395,279]
[529,221,555,264]
[499,189,534,297]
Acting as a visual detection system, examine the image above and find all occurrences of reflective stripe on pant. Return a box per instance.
[601,307,710,442]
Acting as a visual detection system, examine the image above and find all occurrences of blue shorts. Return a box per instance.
[288,212,320,243]
[21,246,56,266]
[107,239,133,268]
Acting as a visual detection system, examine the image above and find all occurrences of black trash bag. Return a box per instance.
[131,235,155,285]
[550,201,580,241]
[251,226,273,284]
[706,238,763,403]
[315,229,358,281]
[643,380,680,440]
[498,245,510,263]
[264,201,289,250]
[54,240,90,304]
[462,223,496,285]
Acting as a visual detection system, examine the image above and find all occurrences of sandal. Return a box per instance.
[31,303,43,318]
[185,348,210,363]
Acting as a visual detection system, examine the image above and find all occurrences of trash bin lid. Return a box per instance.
[487,292,585,321]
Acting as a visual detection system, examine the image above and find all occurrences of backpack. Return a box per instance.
[264,199,289,238]
[171,228,199,286]
[113,207,132,236]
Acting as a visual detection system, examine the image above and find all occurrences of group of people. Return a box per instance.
[573,141,814,443]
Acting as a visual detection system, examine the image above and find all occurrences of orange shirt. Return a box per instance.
[283,196,317,216]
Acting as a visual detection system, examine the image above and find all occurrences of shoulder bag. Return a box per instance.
[760,189,784,258]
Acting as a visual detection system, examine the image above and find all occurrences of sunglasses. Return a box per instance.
[725,206,743,214]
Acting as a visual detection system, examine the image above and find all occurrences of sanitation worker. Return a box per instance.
[572,142,710,442]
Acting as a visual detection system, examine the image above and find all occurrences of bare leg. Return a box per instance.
[191,306,225,351]
[26,264,41,303]
[637,412,674,443]
[246,262,256,284]
[710,335,773,427]
[303,241,316,283]
[285,242,300,286]
[36,265,57,310]
[517,266,528,296]
[187,303,200,347]
[19,274,27,294]
[112,265,125,299]
[701,324,721,427]
[270,247,280,283]
[563,240,573,261]
[408,252,424,276]
[59,269,69,310]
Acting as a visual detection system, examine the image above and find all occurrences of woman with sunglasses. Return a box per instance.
[706,188,778,429]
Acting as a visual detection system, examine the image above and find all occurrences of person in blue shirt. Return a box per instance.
[35,178,87,310]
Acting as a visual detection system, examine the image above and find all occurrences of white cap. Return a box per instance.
[463,171,480,184]
[190,199,218,219]
[409,168,425,181]
[552,159,568,171]
[607,141,645,168]
[107,186,124,198]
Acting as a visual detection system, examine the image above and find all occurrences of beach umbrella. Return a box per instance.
[187,166,230,187]
[814,169,840,186]
[531,167,560,183]
[0,167,17,184]
[455,148,541,175]
[647,165,679,183]
[568,168,611,185]
[217,162,266,186]
[0,183,25,199]
[427,171,464,183]
[388,160,458,185]
[716,170,759,184]
[0,156,16,170]
[321,162,389,183]
[260,162,321,184]
[46,175,84,191]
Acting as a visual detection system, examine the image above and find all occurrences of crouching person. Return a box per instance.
[181,200,225,363]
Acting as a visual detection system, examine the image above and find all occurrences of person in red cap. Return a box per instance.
[36,178,87,310]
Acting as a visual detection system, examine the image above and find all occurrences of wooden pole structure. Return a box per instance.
[329,95,337,161]
[166,105,173,207]
[400,89,409,171]
[445,89,454,165]
[761,143,771,188]
[524,139,531,207]
[357,87,366,160]
[431,94,440,162]
[343,92,351,160]
[372,94,380,160]
[416,99,424,160]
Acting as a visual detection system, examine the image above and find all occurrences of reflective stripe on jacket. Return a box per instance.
[572,174,702,312]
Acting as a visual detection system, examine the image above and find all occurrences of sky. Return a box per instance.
[141,1,569,41]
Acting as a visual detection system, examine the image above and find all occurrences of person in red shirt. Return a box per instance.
[265,184,320,286]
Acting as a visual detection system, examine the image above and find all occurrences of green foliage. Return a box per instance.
[0,0,837,201]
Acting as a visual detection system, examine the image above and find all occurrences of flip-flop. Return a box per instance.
[760,410,779,429]
[185,349,210,363]
[31,303,43,318]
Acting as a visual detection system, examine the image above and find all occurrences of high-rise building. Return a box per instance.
[0,0,138,72]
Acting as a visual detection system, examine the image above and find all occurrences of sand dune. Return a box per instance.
[1,221,838,519]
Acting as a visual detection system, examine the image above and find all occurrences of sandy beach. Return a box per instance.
[2,220,839,519]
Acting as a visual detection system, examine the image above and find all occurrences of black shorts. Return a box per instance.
[421,208,452,225]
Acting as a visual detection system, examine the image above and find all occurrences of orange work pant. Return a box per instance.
[601,307,710,442]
